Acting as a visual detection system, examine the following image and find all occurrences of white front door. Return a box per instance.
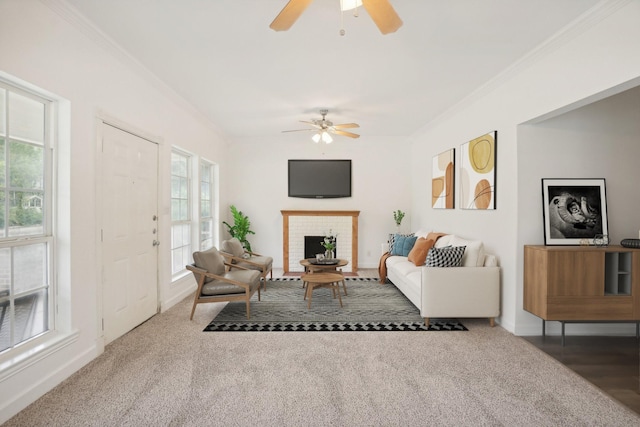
[100,123,159,344]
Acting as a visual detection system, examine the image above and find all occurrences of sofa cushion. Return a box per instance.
[413,230,431,239]
[449,235,485,267]
[425,245,466,267]
[391,235,417,256]
[388,233,413,254]
[407,238,435,266]
[433,234,453,248]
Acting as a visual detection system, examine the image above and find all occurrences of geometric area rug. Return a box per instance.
[203,277,467,332]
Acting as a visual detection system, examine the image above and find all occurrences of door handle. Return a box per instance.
[152,240,160,246]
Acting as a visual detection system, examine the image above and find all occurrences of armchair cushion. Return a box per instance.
[202,269,261,296]
[221,238,245,258]
[193,247,225,280]
[236,255,273,272]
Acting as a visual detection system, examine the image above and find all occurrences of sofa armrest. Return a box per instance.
[420,266,500,319]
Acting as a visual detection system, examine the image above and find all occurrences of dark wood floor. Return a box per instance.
[522,335,640,415]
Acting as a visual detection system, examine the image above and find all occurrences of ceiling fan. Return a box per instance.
[270,0,402,35]
[283,109,360,143]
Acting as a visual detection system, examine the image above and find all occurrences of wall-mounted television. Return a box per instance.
[288,159,352,199]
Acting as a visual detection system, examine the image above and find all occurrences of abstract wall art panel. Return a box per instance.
[432,148,455,209]
[460,131,497,210]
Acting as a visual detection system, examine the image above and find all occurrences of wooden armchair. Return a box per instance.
[187,247,261,320]
[220,238,273,290]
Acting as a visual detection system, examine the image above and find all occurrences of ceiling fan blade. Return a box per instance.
[332,123,360,129]
[269,0,314,31]
[333,130,360,139]
[362,0,403,34]
[300,120,323,129]
[282,128,314,133]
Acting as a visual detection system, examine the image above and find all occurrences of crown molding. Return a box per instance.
[39,0,229,140]
[409,0,632,140]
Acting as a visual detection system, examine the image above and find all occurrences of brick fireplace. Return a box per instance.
[281,210,359,274]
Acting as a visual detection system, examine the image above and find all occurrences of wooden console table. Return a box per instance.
[524,245,640,345]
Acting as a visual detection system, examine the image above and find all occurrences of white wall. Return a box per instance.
[517,85,640,335]
[225,134,412,269]
[408,0,640,335]
[0,0,229,422]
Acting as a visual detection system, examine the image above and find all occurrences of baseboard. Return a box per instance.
[0,340,101,424]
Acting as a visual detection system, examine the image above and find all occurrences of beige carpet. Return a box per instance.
[6,291,640,426]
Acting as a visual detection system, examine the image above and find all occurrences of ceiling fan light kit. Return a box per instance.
[270,0,402,35]
[313,131,333,144]
[340,0,363,12]
[282,109,359,144]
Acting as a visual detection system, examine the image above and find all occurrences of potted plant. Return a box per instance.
[222,205,255,252]
[321,230,337,260]
[393,210,405,231]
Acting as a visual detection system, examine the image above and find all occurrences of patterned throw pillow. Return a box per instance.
[388,233,414,254]
[425,245,466,267]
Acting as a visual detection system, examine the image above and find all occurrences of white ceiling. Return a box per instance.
[64,0,601,140]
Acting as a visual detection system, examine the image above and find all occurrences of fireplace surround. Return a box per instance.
[281,210,359,274]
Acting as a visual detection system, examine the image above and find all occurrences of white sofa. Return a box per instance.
[384,233,500,326]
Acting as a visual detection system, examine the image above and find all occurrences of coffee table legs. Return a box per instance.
[304,280,343,309]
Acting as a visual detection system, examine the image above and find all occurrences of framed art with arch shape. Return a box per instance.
[541,178,608,245]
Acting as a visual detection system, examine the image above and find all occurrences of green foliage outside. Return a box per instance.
[222,205,255,252]
[0,139,44,231]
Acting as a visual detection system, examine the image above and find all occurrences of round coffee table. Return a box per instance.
[299,258,348,296]
[299,258,348,273]
[301,272,344,309]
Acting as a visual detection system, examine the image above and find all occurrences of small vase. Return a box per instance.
[325,250,334,260]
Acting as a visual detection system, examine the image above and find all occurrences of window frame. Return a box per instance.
[198,159,217,251]
[0,80,55,360]
[170,149,192,277]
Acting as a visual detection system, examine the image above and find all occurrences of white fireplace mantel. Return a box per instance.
[281,210,359,274]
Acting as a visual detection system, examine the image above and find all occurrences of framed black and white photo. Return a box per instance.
[542,178,608,245]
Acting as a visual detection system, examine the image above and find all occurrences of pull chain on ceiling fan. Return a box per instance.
[282,109,360,143]
[270,0,402,35]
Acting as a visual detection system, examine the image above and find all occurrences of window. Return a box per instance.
[199,161,216,251]
[0,83,53,354]
[171,150,191,275]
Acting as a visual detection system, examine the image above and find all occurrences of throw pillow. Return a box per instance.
[407,238,435,266]
[193,247,225,281]
[425,245,466,267]
[388,233,414,254]
[448,235,485,267]
[391,235,418,257]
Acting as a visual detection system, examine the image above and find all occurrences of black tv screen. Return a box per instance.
[288,160,352,199]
